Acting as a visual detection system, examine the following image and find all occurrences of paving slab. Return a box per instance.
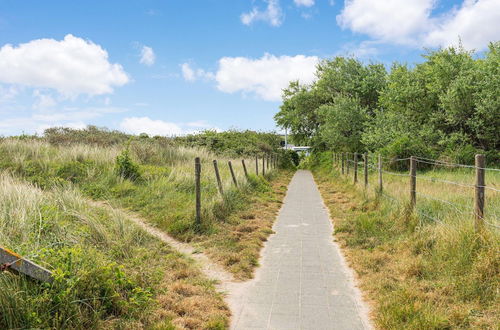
[229,170,372,330]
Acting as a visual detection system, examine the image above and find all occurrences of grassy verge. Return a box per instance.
[306,152,499,329]
[194,170,292,280]
[0,173,228,329]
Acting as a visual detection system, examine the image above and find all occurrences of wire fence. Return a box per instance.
[333,152,500,231]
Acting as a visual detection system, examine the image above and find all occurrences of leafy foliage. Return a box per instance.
[174,129,282,156]
[116,143,141,181]
[275,42,500,164]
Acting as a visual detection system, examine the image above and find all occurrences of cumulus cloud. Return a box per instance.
[181,63,214,82]
[241,0,283,27]
[120,117,183,136]
[336,0,500,50]
[0,107,125,135]
[119,117,219,136]
[294,0,315,7]
[0,34,129,96]
[424,0,500,50]
[139,46,155,66]
[215,54,319,101]
[337,0,434,45]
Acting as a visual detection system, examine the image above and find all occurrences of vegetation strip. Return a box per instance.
[89,199,235,288]
[307,153,499,329]
[0,173,229,329]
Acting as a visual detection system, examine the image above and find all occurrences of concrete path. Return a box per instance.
[229,170,371,330]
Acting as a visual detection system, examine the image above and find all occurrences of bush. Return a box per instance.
[279,150,299,169]
[116,145,140,181]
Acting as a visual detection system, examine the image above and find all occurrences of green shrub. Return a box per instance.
[279,150,299,169]
[116,145,140,181]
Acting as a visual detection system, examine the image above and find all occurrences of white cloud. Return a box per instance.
[181,63,195,81]
[215,54,319,101]
[32,90,56,110]
[0,85,19,103]
[139,46,155,66]
[185,120,213,129]
[424,0,500,50]
[0,34,129,96]
[294,0,315,7]
[0,106,125,135]
[337,0,434,45]
[337,0,500,51]
[181,63,214,82]
[119,117,221,136]
[120,117,183,136]
[241,0,284,27]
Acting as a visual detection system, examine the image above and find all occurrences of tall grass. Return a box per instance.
[307,152,499,328]
[0,138,275,240]
[0,171,229,329]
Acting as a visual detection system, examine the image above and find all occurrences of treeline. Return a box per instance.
[27,126,282,157]
[174,129,282,156]
[275,42,499,164]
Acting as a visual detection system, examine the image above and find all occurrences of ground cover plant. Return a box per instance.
[0,128,295,284]
[0,173,228,329]
[306,152,499,329]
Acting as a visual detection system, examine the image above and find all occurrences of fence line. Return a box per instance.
[195,153,281,224]
[332,152,499,232]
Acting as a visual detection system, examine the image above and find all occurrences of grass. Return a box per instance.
[0,136,294,327]
[0,173,228,329]
[194,170,292,279]
[306,152,499,329]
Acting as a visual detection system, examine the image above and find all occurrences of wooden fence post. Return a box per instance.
[242,159,248,178]
[228,161,238,187]
[364,152,368,188]
[410,156,416,209]
[213,160,223,195]
[378,154,383,192]
[262,155,265,176]
[474,154,485,232]
[353,153,358,184]
[347,153,350,175]
[195,157,201,227]
[341,153,345,175]
[255,155,259,175]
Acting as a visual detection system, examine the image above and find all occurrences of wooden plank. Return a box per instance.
[213,160,223,195]
[474,154,485,232]
[0,246,53,283]
[242,159,248,177]
[228,161,238,187]
[410,156,416,208]
[195,157,201,226]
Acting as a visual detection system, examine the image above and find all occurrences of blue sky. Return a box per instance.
[0,0,498,136]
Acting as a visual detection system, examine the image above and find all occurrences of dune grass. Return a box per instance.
[307,152,499,329]
[0,137,279,239]
[0,173,229,329]
[0,136,294,328]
